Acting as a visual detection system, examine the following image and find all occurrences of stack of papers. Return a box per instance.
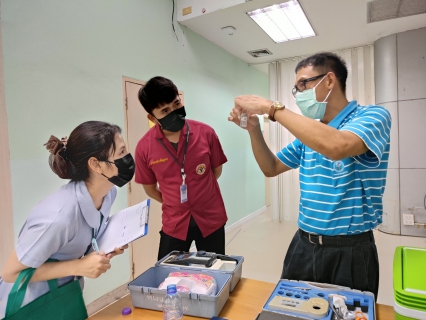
[97,199,150,254]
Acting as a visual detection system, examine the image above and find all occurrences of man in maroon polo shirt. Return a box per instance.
[135,76,228,260]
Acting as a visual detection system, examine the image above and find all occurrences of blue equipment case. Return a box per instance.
[256,280,375,320]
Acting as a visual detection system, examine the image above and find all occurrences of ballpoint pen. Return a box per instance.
[92,238,100,255]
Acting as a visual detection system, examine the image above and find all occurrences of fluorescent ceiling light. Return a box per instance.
[247,0,315,43]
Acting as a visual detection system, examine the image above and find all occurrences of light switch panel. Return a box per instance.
[403,213,414,226]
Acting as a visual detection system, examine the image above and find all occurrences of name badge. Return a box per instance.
[180,184,188,203]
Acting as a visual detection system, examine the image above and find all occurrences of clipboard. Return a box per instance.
[96,199,150,254]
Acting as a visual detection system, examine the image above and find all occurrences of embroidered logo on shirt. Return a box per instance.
[150,158,168,166]
[196,164,206,175]
[333,160,345,173]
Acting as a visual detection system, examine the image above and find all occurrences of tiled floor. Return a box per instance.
[224,207,426,306]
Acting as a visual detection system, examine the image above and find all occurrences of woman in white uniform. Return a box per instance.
[0,120,135,318]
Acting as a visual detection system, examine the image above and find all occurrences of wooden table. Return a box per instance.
[90,278,395,319]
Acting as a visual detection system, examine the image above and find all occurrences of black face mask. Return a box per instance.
[156,106,186,132]
[102,153,135,187]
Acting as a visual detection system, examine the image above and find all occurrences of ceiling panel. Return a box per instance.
[178,0,426,72]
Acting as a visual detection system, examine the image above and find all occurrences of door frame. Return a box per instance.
[121,76,184,278]
[0,20,15,270]
[122,76,146,163]
[122,76,146,276]
[121,75,185,189]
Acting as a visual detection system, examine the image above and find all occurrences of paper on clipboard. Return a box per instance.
[96,199,150,254]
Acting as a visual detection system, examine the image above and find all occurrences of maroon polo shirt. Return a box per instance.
[135,119,228,240]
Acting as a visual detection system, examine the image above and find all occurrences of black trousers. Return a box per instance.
[281,229,380,301]
[158,224,225,261]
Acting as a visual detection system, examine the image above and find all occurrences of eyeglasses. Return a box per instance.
[292,74,326,97]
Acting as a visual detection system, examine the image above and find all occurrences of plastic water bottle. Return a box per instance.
[240,112,248,128]
[163,284,183,320]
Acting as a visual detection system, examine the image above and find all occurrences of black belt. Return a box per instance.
[299,229,373,246]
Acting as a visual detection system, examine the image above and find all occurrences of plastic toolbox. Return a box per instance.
[128,266,232,318]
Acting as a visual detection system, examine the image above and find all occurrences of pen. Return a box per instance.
[92,238,100,254]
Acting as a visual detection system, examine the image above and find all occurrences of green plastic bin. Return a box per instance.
[393,246,426,320]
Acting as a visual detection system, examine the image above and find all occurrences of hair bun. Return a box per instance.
[44,135,70,179]
[44,135,68,154]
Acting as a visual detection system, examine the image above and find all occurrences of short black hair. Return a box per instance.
[138,76,179,114]
[295,52,348,93]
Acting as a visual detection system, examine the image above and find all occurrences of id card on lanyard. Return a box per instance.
[157,122,190,203]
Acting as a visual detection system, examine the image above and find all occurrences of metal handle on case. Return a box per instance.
[216,254,239,264]
[305,281,344,290]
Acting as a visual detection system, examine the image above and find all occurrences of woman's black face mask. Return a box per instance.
[156,106,186,132]
[101,153,135,187]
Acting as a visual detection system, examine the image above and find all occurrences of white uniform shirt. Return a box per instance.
[0,180,117,318]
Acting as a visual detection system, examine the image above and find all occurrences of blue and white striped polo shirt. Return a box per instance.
[277,101,391,236]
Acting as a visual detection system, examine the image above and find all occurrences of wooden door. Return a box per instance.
[122,77,183,278]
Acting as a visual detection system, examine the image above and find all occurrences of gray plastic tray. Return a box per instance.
[128,266,232,318]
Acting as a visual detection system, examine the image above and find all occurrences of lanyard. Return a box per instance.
[92,213,104,239]
[157,122,190,183]
[83,213,104,256]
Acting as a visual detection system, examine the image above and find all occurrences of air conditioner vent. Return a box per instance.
[247,49,273,58]
[368,0,426,23]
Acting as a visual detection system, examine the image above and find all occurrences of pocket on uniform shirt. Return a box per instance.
[186,154,211,180]
[201,194,226,226]
[162,203,178,230]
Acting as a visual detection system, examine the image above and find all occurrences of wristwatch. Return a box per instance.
[268,101,285,122]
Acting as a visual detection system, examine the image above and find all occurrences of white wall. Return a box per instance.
[1,0,268,304]
[374,27,426,237]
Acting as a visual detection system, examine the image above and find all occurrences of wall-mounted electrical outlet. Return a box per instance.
[403,213,415,226]
[182,7,192,16]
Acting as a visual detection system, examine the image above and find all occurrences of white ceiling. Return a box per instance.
[178,0,426,73]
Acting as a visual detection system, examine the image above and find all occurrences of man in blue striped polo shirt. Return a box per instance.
[228,52,391,300]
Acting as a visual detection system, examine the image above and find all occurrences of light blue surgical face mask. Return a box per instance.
[295,75,332,120]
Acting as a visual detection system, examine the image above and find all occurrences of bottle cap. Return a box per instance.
[122,307,132,315]
[167,284,177,294]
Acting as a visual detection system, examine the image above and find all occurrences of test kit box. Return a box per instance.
[128,251,244,318]
[256,280,375,320]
